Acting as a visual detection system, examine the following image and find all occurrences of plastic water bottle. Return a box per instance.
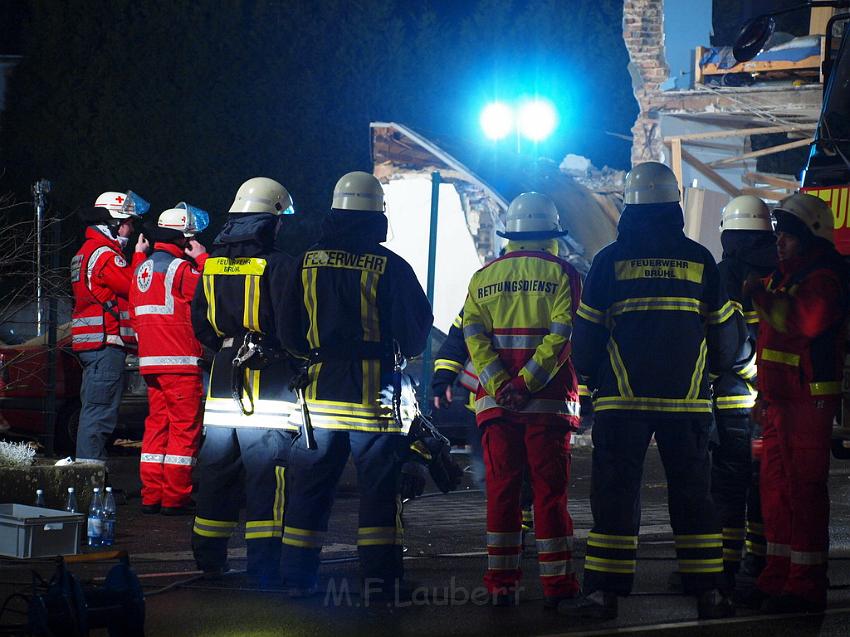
[65,487,78,513]
[87,488,103,547]
[35,489,46,507]
[101,486,116,546]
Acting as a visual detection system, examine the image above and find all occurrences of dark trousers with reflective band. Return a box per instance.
[584,415,722,596]
[192,426,291,578]
[482,418,579,597]
[281,428,406,589]
[757,398,836,605]
[711,413,763,578]
[76,346,126,463]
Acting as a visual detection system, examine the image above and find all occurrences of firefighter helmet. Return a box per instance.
[94,191,150,219]
[331,171,385,212]
[772,192,834,244]
[229,178,293,215]
[158,202,211,237]
[497,192,566,238]
[623,161,680,205]
[720,195,772,232]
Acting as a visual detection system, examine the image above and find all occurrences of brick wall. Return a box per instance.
[623,0,668,165]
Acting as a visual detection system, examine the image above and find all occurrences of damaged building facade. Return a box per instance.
[624,0,828,256]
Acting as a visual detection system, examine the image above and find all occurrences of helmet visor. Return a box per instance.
[124,191,150,216]
[176,202,210,234]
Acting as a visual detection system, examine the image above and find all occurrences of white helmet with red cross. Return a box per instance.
[94,191,150,219]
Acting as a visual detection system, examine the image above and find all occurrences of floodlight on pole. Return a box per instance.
[517,99,557,141]
[480,102,514,141]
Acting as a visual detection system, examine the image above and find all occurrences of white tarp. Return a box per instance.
[384,178,483,334]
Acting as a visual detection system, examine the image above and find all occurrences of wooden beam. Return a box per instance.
[694,45,704,85]
[664,124,815,143]
[681,147,740,197]
[810,7,834,35]
[670,138,683,193]
[708,138,811,168]
[700,54,821,77]
[743,171,799,190]
[740,187,787,201]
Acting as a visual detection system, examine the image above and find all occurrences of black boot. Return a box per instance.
[761,593,825,614]
[697,589,735,619]
[557,590,618,620]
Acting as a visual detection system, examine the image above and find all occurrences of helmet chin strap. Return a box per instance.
[94,221,123,240]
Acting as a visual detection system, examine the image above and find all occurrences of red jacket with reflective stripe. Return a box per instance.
[752,247,848,400]
[71,228,144,352]
[130,243,207,375]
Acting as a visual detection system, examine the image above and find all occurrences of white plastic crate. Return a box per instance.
[0,504,85,558]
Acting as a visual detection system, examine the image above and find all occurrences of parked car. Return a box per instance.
[0,334,148,455]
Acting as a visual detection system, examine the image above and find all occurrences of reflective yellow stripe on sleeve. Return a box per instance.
[706,300,736,325]
[302,266,320,348]
[202,274,224,337]
[243,274,261,332]
[687,339,708,400]
[434,359,464,374]
[576,301,605,325]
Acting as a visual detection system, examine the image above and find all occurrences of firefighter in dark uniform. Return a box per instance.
[432,309,486,490]
[190,177,300,586]
[279,171,432,600]
[560,162,745,620]
[711,196,776,590]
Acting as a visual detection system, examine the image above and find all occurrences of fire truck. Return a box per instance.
[736,1,850,458]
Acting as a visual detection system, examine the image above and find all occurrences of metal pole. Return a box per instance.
[45,206,59,456]
[32,180,48,337]
[421,171,441,403]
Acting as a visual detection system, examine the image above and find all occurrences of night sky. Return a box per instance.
[0,1,636,251]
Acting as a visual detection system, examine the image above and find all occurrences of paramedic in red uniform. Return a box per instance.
[130,203,209,515]
[70,191,150,465]
[463,192,583,608]
[742,192,848,613]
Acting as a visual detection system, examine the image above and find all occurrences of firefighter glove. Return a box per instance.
[399,461,428,500]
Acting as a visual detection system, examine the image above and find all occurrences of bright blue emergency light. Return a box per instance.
[517,99,557,141]
[480,102,514,141]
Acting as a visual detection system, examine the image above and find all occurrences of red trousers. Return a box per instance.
[482,417,579,597]
[757,398,838,605]
[140,374,203,508]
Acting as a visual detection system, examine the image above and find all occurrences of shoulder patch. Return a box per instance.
[114,255,127,268]
[136,259,154,292]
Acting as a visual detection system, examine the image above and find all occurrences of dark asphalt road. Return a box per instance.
[2,443,850,636]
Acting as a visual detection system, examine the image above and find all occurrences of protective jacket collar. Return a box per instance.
[85,226,122,251]
[320,210,388,248]
[213,213,277,257]
[617,202,684,245]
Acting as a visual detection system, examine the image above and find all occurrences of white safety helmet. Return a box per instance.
[157,202,211,237]
[497,192,566,238]
[229,177,293,215]
[720,195,772,232]
[331,171,385,212]
[623,161,680,205]
[773,192,834,244]
[94,191,150,219]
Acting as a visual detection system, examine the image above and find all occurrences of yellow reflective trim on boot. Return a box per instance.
[587,531,638,549]
[357,526,402,546]
[678,558,723,573]
[193,517,238,538]
[282,526,325,548]
[722,527,745,541]
[585,556,636,574]
[245,519,283,540]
